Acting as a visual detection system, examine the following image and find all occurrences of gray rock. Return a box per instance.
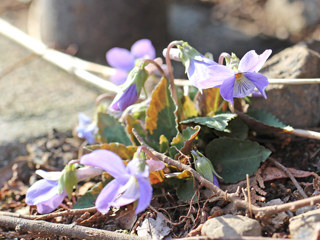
[250,41,320,128]
[201,214,262,238]
[289,209,320,239]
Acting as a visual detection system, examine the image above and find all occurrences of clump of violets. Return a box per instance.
[80,149,153,214]
[109,62,149,111]
[76,113,97,144]
[106,39,156,85]
[26,166,103,214]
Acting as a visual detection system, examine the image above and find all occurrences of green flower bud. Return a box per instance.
[191,150,222,183]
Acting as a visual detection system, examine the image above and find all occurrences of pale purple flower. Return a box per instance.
[109,84,138,111]
[76,113,96,144]
[106,39,155,85]
[26,170,66,214]
[210,50,272,105]
[26,167,103,214]
[80,149,152,214]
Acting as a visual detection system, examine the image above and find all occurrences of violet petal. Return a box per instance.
[110,69,129,85]
[135,177,152,214]
[232,75,256,98]
[219,76,236,105]
[106,47,135,71]
[80,149,127,179]
[95,179,121,214]
[131,39,156,60]
[238,49,272,73]
[243,72,269,98]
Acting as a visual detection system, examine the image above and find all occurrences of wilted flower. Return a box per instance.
[211,50,272,105]
[109,63,149,111]
[106,39,155,85]
[177,42,221,92]
[80,149,152,214]
[76,113,97,144]
[26,167,103,214]
[191,150,221,187]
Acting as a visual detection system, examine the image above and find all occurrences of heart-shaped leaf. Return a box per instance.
[205,137,271,183]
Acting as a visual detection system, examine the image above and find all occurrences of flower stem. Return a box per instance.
[218,52,231,65]
[165,41,183,106]
[143,59,167,79]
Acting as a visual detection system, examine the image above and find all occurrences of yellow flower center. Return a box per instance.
[235,73,242,82]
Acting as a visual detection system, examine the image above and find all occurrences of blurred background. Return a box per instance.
[3,0,320,62]
[0,0,320,165]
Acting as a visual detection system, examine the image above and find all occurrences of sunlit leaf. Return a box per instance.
[145,77,178,147]
[247,110,289,129]
[97,112,131,145]
[126,114,147,146]
[205,137,271,183]
[159,135,170,153]
[85,143,137,160]
[195,88,226,116]
[181,113,236,132]
[181,95,198,121]
[149,170,165,185]
[169,125,201,158]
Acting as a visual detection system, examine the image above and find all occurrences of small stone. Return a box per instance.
[289,209,320,239]
[201,214,262,238]
[250,40,320,128]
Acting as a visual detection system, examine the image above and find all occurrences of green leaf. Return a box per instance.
[97,112,131,145]
[145,77,178,147]
[181,113,237,132]
[169,125,201,158]
[176,178,198,202]
[73,181,109,209]
[205,137,271,183]
[58,164,77,198]
[247,110,288,129]
[214,117,248,140]
[85,143,137,160]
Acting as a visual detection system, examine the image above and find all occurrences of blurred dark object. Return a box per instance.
[28,0,167,63]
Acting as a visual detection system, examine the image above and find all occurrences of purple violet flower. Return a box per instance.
[211,50,272,105]
[26,167,103,214]
[76,113,97,144]
[109,63,149,112]
[106,39,156,85]
[80,149,152,214]
[110,84,138,111]
[25,170,66,214]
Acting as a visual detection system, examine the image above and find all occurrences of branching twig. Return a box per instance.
[132,129,320,221]
[0,207,97,220]
[269,158,308,198]
[0,215,145,240]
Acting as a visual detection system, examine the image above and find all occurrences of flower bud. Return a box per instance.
[191,150,222,185]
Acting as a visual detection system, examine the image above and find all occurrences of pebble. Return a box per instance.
[289,209,320,239]
[201,214,262,238]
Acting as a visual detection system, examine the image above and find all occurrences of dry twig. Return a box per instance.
[132,129,320,221]
[269,158,308,198]
[0,215,145,240]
